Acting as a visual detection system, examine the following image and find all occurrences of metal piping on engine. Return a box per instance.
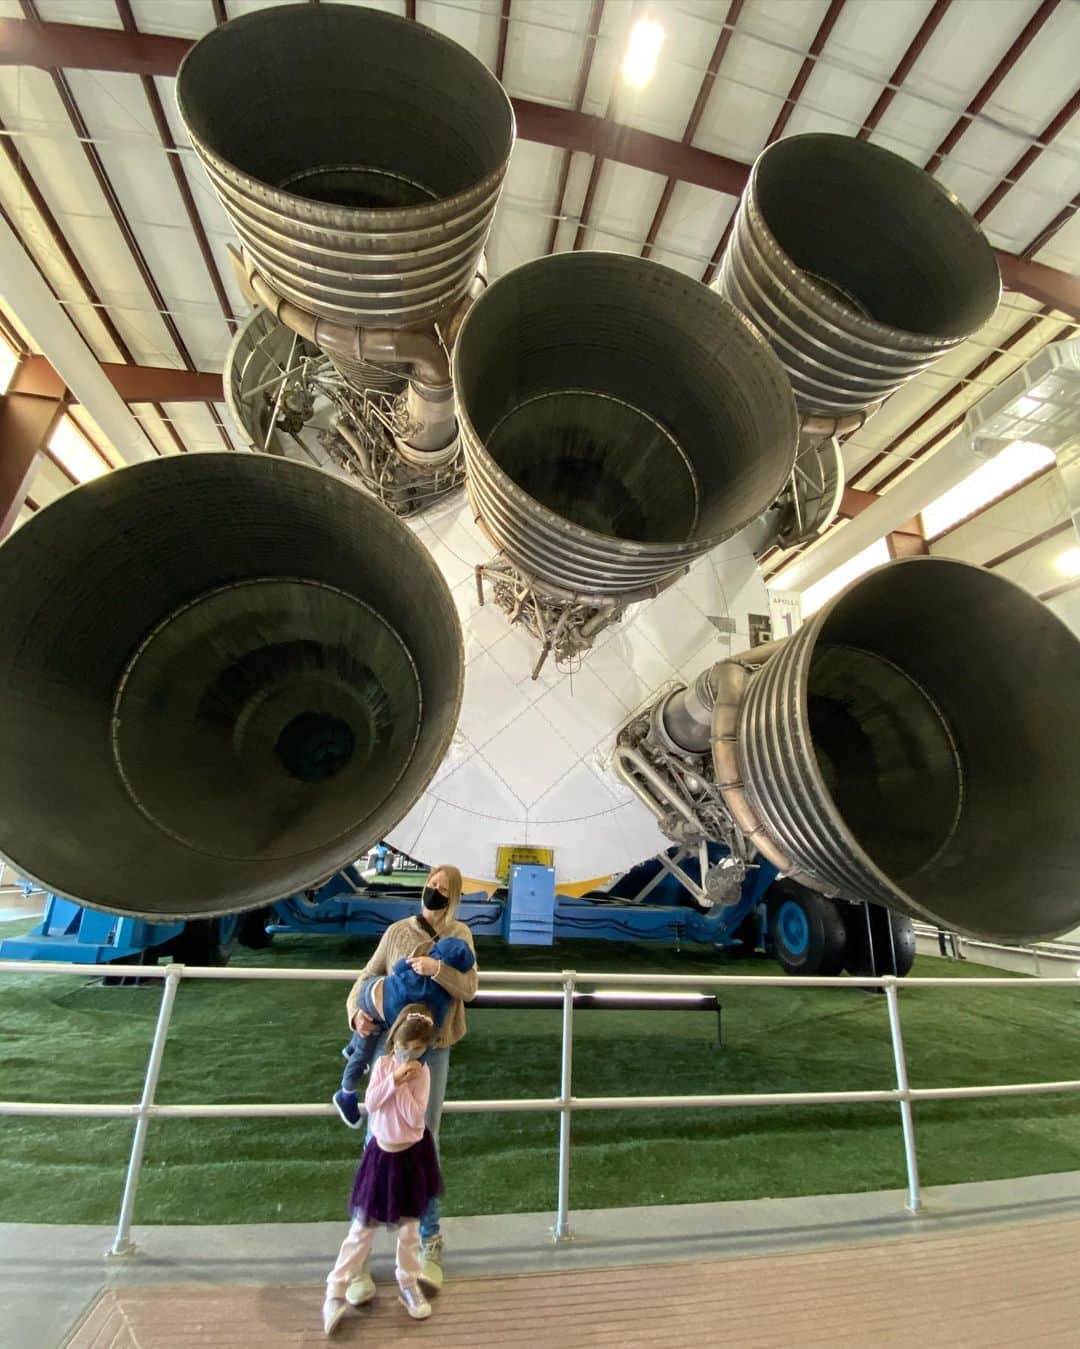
[180,3,512,513]
[616,558,1080,943]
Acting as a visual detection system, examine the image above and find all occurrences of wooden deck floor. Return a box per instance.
[67,1214,1080,1348]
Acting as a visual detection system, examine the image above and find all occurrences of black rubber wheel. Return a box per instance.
[842,903,916,977]
[237,907,274,949]
[766,882,847,976]
[733,910,763,957]
[171,914,239,966]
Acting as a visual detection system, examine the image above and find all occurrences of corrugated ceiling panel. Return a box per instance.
[785,0,937,139]
[550,150,594,252]
[1034,206,1080,275]
[502,0,589,107]
[128,400,178,456]
[66,403,125,469]
[606,5,723,141]
[419,0,501,72]
[128,0,217,37]
[651,182,737,279]
[155,76,255,324]
[929,468,1070,568]
[28,455,72,507]
[0,67,182,364]
[982,113,1080,255]
[582,160,665,252]
[692,1,830,161]
[582,0,635,117]
[62,69,231,370]
[160,399,224,452]
[994,521,1080,597]
[30,1,122,27]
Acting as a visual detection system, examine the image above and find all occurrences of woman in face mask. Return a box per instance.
[338,864,477,1302]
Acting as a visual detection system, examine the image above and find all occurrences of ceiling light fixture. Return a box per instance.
[1055,547,1080,578]
[622,18,665,89]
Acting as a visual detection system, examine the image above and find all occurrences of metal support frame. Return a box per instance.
[108,963,182,1256]
[554,973,575,1243]
[884,980,921,1213]
[4,960,1080,1253]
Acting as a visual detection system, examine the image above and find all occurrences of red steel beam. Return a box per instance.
[114,0,237,337]
[1021,196,1077,260]
[923,0,1060,175]
[0,16,191,75]
[974,84,1080,223]
[11,354,223,402]
[641,0,744,260]
[984,517,1072,570]
[0,189,166,459]
[700,0,847,284]
[995,251,1080,314]
[0,388,64,536]
[571,89,617,250]
[496,0,511,82]
[1,17,1075,313]
[18,1,192,454]
[0,115,134,363]
[857,0,952,140]
[545,0,604,255]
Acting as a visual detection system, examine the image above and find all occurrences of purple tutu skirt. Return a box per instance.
[349,1130,442,1225]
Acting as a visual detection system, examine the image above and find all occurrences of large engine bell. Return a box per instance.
[0,455,463,919]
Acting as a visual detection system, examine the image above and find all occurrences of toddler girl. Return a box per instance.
[322,1003,443,1335]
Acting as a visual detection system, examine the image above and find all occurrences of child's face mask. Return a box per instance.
[395,1044,425,1062]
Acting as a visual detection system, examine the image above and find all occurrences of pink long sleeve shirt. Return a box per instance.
[363,1055,431,1151]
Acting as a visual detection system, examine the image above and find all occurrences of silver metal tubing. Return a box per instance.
[714,134,1000,417]
[455,252,798,597]
[885,983,921,1213]
[109,965,183,1256]
[554,973,576,1243]
[177,4,513,331]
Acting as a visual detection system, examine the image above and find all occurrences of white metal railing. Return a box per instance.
[2,959,1079,1254]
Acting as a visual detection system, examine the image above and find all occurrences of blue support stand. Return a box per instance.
[504,864,557,945]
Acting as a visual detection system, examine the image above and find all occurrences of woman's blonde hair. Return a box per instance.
[385,1002,438,1055]
[427,863,463,918]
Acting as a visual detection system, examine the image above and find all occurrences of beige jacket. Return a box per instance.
[345,915,479,1050]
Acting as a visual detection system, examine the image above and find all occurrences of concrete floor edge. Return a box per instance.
[5,1169,1080,1347]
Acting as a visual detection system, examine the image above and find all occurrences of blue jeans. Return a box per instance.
[340,979,385,1091]
[362,1030,450,1242]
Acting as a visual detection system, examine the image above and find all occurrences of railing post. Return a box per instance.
[884,979,922,1214]
[108,963,183,1257]
[553,971,575,1242]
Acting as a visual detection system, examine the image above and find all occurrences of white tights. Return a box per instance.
[326,1216,422,1296]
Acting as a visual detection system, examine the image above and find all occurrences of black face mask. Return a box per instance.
[422,885,449,912]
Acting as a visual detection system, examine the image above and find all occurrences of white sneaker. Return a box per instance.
[398,1283,432,1320]
[344,1267,375,1307]
[322,1297,348,1336]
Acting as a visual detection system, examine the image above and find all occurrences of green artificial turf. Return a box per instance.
[2,915,1079,1225]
